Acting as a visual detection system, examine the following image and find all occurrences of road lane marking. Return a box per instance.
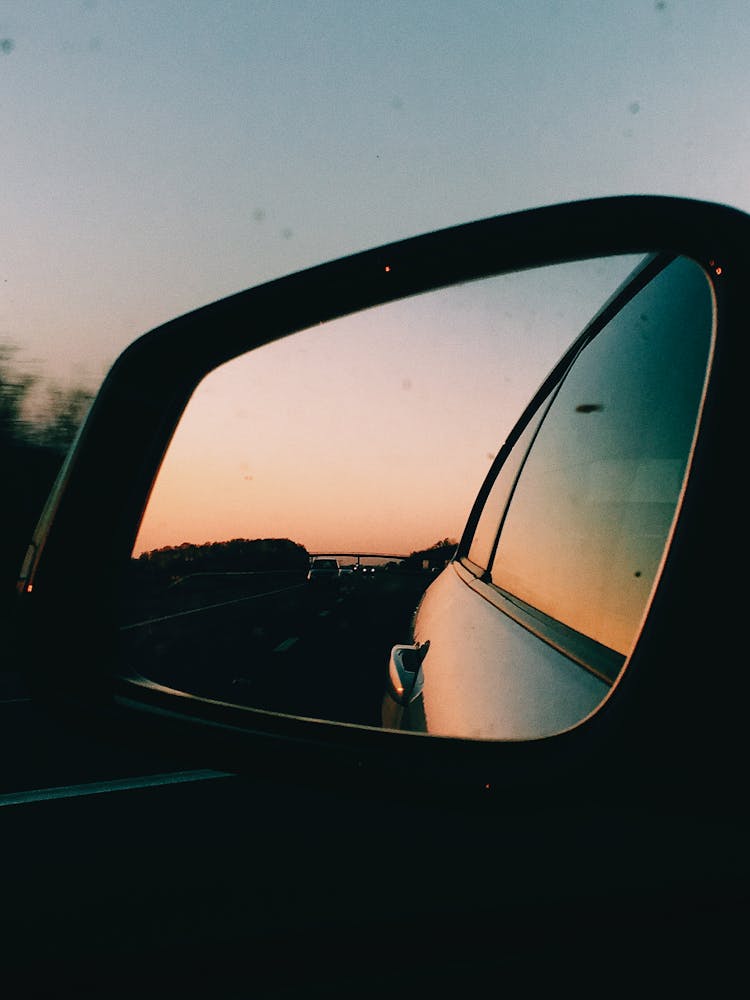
[273,637,299,652]
[121,582,306,630]
[0,769,233,808]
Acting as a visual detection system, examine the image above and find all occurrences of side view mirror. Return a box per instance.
[16,195,749,795]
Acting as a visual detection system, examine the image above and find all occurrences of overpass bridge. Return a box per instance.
[308,553,407,567]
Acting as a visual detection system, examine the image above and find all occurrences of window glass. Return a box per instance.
[466,406,548,570]
[490,256,713,655]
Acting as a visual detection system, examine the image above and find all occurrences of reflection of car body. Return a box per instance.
[306,557,339,584]
[383,252,714,738]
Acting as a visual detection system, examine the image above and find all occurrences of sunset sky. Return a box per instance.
[3,1,750,553]
[133,255,642,555]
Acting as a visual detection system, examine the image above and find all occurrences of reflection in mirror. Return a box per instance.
[118,254,712,740]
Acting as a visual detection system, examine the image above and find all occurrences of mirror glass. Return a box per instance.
[118,253,713,739]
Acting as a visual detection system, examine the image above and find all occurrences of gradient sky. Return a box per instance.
[133,255,642,555]
[3,1,750,551]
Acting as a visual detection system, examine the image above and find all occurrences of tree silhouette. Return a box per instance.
[399,538,458,572]
[135,537,310,581]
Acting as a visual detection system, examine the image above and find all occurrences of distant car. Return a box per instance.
[306,557,340,585]
[383,251,715,738]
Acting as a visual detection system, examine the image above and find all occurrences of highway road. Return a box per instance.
[0,565,460,999]
[0,567,432,803]
[0,682,425,996]
[0,568,437,993]
[120,568,432,727]
[0,673,223,800]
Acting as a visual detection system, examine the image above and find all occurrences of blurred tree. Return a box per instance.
[1,345,94,639]
[0,345,35,446]
[31,383,93,453]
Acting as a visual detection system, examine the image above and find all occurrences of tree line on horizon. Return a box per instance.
[132,535,459,583]
[133,537,311,581]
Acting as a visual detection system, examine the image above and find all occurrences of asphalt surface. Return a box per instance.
[0,678,210,798]
[120,569,430,727]
[0,570,431,799]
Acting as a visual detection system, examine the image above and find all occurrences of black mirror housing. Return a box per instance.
[16,195,750,806]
